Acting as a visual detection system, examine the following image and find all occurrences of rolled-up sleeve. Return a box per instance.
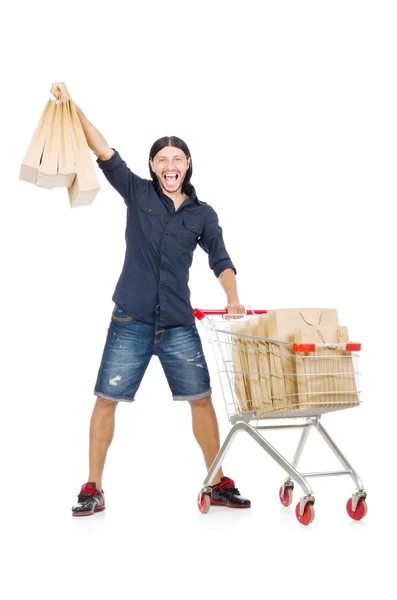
[96,148,146,205]
[198,208,237,277]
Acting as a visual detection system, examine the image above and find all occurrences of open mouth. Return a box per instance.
[164,173,179,185]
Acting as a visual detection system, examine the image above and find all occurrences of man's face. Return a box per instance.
[150,146,191,195]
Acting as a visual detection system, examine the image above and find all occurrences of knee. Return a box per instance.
[188,395,212,409]
[96,396,119,409]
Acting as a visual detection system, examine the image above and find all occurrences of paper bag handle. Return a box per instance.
[299,311,324,327]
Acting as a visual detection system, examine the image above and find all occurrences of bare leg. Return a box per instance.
[87,396,118,490]
[189,395,224,485]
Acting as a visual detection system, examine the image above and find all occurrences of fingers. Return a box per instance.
[49,82,71,102]
[50,85,60,100]
[225,303,246,320]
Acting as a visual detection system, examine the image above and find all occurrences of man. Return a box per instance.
[49,83,251,517]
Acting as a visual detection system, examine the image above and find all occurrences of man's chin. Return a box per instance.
[162,183,182,194]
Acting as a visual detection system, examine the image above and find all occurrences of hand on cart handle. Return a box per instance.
[225,301,246,320]
[194,308,268,320]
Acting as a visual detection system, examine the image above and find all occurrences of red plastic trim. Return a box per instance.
[193,308,206,320]
[292,343,316,353]
[346,343,361,351]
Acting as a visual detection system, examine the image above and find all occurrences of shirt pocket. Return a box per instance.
[177,214,204,248]
[139,200,165,232]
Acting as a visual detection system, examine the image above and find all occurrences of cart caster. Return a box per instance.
[346,497,368,521]
[197,492,211,514]
[279,485,294,507]
[295,500,315,525]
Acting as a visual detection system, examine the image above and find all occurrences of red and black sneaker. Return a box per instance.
[72,482,106,517]
[210,477,251,508]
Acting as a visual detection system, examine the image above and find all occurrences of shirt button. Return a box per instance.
[161,266,166,270]
[160,285,164,289]
[148,209,153,212]
[166,231,171,236]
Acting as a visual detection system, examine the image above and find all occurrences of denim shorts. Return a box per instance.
[93,304,212,403]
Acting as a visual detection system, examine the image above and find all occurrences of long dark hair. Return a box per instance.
[149,136,193,195]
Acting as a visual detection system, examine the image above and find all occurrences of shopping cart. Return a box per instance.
[194,308,367,526]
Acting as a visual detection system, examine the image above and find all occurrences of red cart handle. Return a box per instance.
[193,308,268,320]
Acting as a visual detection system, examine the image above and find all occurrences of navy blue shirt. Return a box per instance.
[96,149,236,327]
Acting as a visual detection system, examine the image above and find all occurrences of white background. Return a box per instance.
[1,0,396,597]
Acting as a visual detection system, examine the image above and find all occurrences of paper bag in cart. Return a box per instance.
[267,308,340,411]
[294,326,359,409]
[230,321,252,413]
[245,317,273,416]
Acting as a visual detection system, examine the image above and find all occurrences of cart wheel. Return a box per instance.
[295,501,315,526]
[346,497,367,521]
[197,492,211,514]
[279,486,293,507]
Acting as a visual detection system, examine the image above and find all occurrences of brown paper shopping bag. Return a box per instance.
[267,338,293,411]
[245,317,273,415]
[56,101,76,187]
[36,100,62,188]
[268,309,339,343]
[294,326,359,408]
[37,101,76,188]
[267,308,340,410]
[257,315,273,404]
[230,320,252,413]
[67,100,100,207]
[253,315,274,415]
[19,99,55,184]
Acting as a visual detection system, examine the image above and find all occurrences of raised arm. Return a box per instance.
[50,82,113,160]
[75,105,114,161]
[50,82,145,203]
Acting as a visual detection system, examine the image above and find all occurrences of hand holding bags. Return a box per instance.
[19,97,100,207]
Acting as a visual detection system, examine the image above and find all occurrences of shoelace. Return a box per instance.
[215,486,241,498]
[77,494,94,503]
[77,489,98,503]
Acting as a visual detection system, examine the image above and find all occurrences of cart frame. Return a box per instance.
[194,309,367,525]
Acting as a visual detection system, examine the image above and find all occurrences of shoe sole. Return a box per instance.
[210,499,251,508]
[72,505,105,517]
